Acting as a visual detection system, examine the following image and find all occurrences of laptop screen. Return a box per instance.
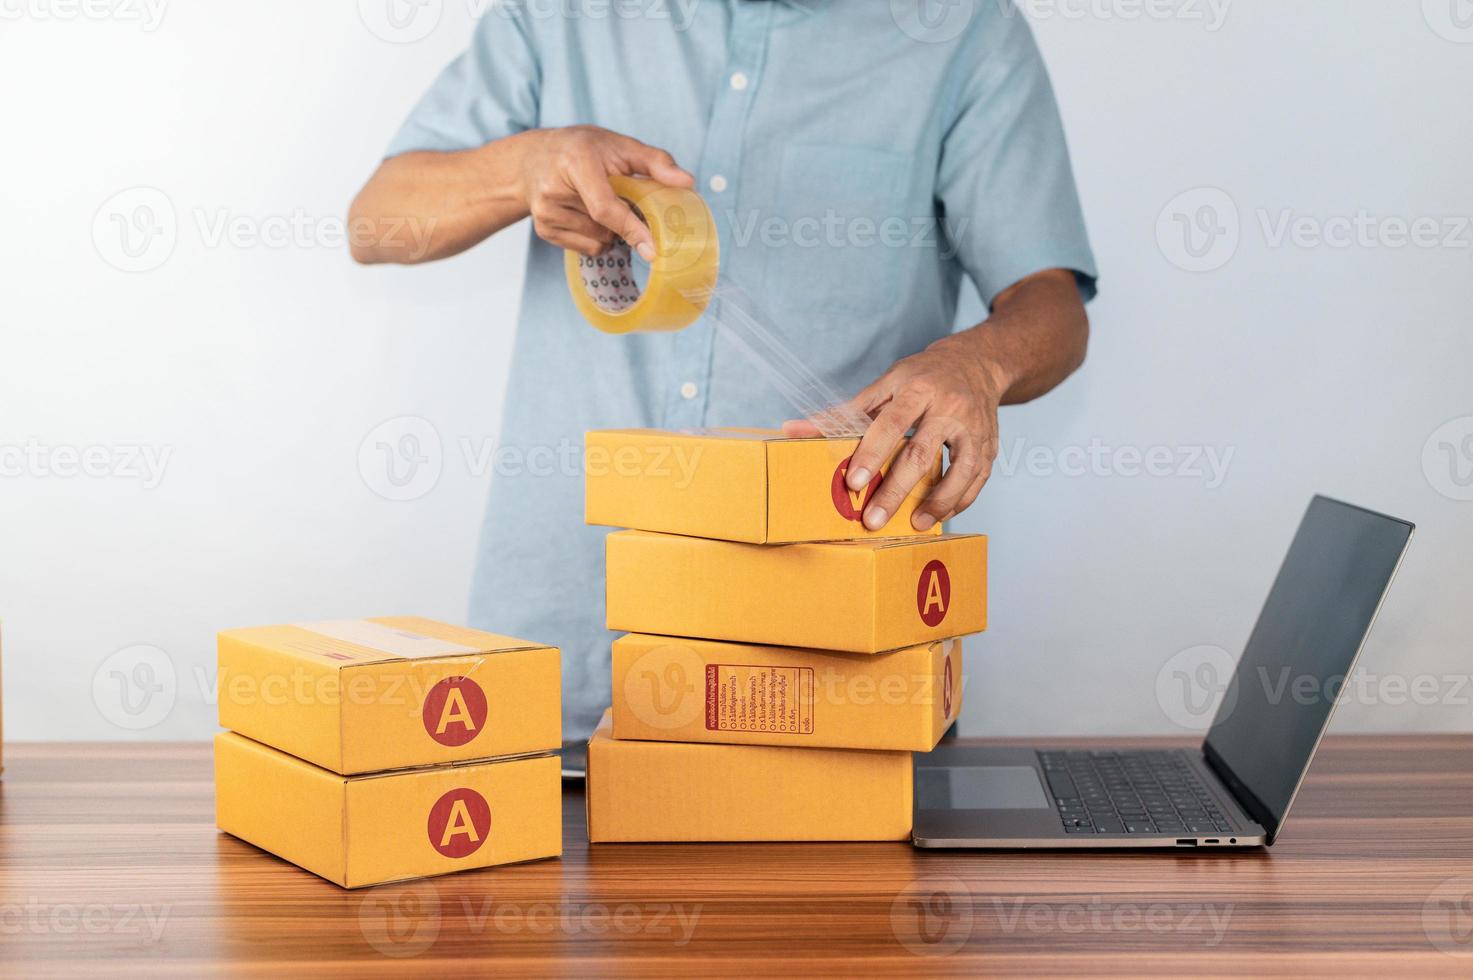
[1204,496,1412,841]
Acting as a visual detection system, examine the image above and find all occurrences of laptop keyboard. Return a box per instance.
[1038,750,1234,836]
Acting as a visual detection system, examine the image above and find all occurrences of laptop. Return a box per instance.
[912,495,1414,849]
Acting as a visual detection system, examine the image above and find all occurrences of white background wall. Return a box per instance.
[2,0,1470,741]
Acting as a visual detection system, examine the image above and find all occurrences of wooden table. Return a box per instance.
[1,736,1470,976]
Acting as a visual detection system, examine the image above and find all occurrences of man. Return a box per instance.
[350,0,1097,741]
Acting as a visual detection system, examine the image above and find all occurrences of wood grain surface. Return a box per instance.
[0,736,1470,976]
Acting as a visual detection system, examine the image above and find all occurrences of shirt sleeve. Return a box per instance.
[936,10,1098,306]
[384,6,540,158]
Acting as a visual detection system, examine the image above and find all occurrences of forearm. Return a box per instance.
[935,268,1090,405]
[348,131,544,265]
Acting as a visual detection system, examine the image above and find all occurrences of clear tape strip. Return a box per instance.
[679,282,871,438]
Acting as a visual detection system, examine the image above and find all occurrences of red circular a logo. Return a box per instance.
[421,677,488,747]
[831,455,881,522]
[917,559,951,627]
[426,788,491,859]
[942,653,954,718]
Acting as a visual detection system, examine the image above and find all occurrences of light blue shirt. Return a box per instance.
[388,0,1097,739]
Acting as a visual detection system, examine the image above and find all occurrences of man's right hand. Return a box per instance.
[349,126,691,266]
[517,126,693,260]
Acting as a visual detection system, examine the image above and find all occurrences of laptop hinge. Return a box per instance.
[1202,741,1281,844]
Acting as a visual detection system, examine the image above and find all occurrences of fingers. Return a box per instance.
[616,137,694,188]
[846,389,928,530]
[863,415,951,531]
[781,419,824,437]
[530,203,616,257]
[912,438,992,530]
[568,157,656,261]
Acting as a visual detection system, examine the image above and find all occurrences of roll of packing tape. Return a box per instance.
[564,175,720,334]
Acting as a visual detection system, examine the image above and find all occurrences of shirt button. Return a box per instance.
[730,72,749,91]
[680,381,699,400]
[708,175,728,193]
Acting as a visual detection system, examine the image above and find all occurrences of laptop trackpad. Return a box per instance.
[917,766,1052,810]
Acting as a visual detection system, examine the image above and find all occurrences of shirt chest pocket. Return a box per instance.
[759,143,914,328]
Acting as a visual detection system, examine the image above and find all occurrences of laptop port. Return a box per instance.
[1175,838,1197,846]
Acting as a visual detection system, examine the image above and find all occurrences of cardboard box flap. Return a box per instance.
[219,616,549,669]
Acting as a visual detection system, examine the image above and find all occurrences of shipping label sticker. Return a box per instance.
[917,559,951,627]
[426,788,491,859]
[421,676,488,747]
[705,663,815,734]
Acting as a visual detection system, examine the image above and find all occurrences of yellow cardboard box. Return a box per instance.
[215,732,561,888]
[218,617,560,775]
[612,634,962,751]
[584,428,942,543]
[606,531,986,653]
[586,711,911,842]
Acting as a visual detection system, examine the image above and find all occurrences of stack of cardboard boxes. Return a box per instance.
[583,429,988,841]
[213,616,562,887]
